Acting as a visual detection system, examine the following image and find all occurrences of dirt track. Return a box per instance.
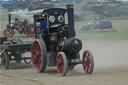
[0,40,128,85]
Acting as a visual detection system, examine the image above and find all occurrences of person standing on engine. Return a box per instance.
[40,15,48,45]
[40,15,47,32]
[14,18,19,24]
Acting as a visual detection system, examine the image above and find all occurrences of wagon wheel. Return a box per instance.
[15,53,22,64]
[17,22,24,33]
[1,51,10,69]
[82,50,94,74]
[3,28,14,38]
[25,24,35,38]
[56,52,68,76]
[31,40,47,72]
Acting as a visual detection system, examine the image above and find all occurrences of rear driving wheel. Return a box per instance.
[17,22,24,33]
[25,24,35,38]
[31,40,47,72]
[3,28,14,38]
[56,52,68,76]
[82,50,94,74]
[1,51,10,69]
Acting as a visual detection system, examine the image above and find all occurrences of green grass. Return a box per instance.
[0,15,8,21]
[86,12,100,20]
[1,19,128,40]
[0,12,128,40]
[0,14,23,21]
[13,32,34,41]
[75,19,128,40]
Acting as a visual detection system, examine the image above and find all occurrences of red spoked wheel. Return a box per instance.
[3,28,14,38]
[82,50,94,74]
[56,52,68,76]
[25,24,35,38]
[31,40,47,72]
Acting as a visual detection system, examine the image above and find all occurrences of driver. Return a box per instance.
[40,15,47,32]
[14,18,19,24]
[40,15,48,45]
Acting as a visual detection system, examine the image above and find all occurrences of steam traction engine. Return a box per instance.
[32,5,94,76]
[3,13,27,38]
[3,13,35,38]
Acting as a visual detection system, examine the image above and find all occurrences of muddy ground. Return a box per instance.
[0,40,128,85]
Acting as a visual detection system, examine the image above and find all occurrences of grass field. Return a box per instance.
[0,14,23,21]
[75,19,128,40]
[0,13,128,40]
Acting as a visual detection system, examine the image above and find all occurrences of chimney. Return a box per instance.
[8,13,11,24]
[67,5,76,37]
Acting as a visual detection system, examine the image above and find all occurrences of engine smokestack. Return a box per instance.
[67,5,76,37]
[8,13,11,24]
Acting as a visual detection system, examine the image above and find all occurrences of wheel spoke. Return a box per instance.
[36,43,41,54]
[88,64,91,72]
[85,65,88,72]
[38,55,42,65]
[36,64,40,70]
[86,64,90,72]
[56,58,60,65]
[60,63,64,73]
[32,55,36,64]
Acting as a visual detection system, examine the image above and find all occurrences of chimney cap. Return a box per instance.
[67,5,74,8]
[8,13,11,15]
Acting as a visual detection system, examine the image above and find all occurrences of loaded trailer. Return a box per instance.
[0,37,32,69]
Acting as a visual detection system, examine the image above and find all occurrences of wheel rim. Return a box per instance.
[3,28,14,38]
[82,51,93,74]
[32,41,42,71]
[56,54,64,74]
[25,24,35,38]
